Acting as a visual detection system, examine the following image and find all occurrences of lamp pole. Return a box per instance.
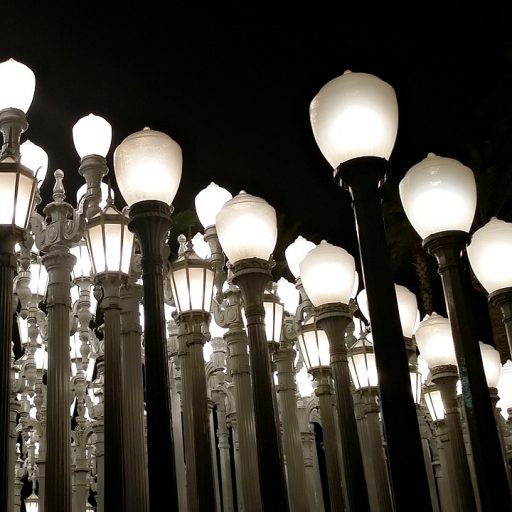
[310,71,432,509]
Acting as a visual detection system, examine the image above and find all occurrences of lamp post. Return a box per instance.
[216,190,289,511]
[310,70,432,510]
[113,126,181,509]
[169,239,217,510]
[400,152,512,509]
[467,217,512,356]
[0,58,38,508]
[85,196,135,511]
[299,240,370,511]
[298,316,345,512]
[415,312,477,510]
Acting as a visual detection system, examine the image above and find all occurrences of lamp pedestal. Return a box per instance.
[231,257,289,512]
[315,302,370,511]
[424,230,512,509]
[336,155,432,510]
[128,199,178,510]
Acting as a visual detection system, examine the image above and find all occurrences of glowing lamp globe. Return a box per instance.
[113,127,182,206]
[309,70,398,168]
[0,58,35,113]
[497,361,512,410]
[215,191,277,263]
[299,240,355,307]
[72,114,112,158]
[414,313,457,368]
[479,342,502,388]
[467,217,512,294]
[20,140,48,185]
[399,153,477,240]
[285,236,316,279]
[195,182,233,229]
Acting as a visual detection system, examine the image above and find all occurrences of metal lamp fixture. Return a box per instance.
[113,125,182,510]
[348,332,378,391]
[310,69,430,510]
[400,152,511,509]
[467,217,512,356]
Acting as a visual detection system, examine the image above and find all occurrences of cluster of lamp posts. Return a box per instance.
[1,57,512,512]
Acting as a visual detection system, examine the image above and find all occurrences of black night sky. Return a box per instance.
[2,3,512,345]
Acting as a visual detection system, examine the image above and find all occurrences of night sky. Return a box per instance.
[2,3,512,344]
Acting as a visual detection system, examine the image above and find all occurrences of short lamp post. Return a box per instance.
[113,127,182,509]
[467,217,512,356]
[85,197,135,511]
[0,58,38,508]
[415,312,477,511]
[298,316,345,512]
[299,240,370,511]
[169,240,217,510]
[310,70,431,510]
[400,153,512,509]
[216,190,289,511]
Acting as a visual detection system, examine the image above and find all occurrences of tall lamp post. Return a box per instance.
[0,58,38,509]
[414,312,477,511]
[216,190,289,511]
[467,217,512,355]
[169,240,217,510]
[309,70,432,510]
[299,240,370,511]
[399,152,512,509]
[113,126,181,509]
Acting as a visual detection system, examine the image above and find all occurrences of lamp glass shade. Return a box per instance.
[72,114,112,158]
[414,312,457,368]
[309,70,398,168]
[348,336,378,390]
[170,249,215,314]
[299,240,355,307]
[410,367,423,405]
[296,366,314,397]
[70,240,92,280]
[276,277,300,315]
[298,317,330,370]
[29,259,48,297]
[85,205,134,275]
[191,232,211,260]
[20,140,48,185]
[113,127,182,206]
[195,182,233,228]
[399,153,477,239]
[497,360,512,410]
[263,293,284,343]
[285,236,316,279]
[215,190,277,263]
[467,217,512,294]
[0,167,37,228]
[24,492,39,512]
[0,58,35,112]
[34,346,48,370]
[424,385,445,421]
[479,341,502,388]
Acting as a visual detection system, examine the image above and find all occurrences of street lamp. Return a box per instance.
[113,126,181,509]
[467,217,512,355]
[299,239,370,511]
[0,57,38,509]
[215,190,289,511]
[297,316,345,512]
[414,312,477,510]
[169,240,216,510]
[400,152,512,509]
[310,70,431,510]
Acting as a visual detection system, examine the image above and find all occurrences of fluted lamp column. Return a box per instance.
[468,217,512,357]
[310,70,431,511]
[415,312,477,511]
[216,190,289,511]
[299,240,370,511]
[85,196,135,511]
[113,127,181,509]
[0,57,38,509]
[169,241,217,511]
[298,316,345,512]
[400,153,512,509]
